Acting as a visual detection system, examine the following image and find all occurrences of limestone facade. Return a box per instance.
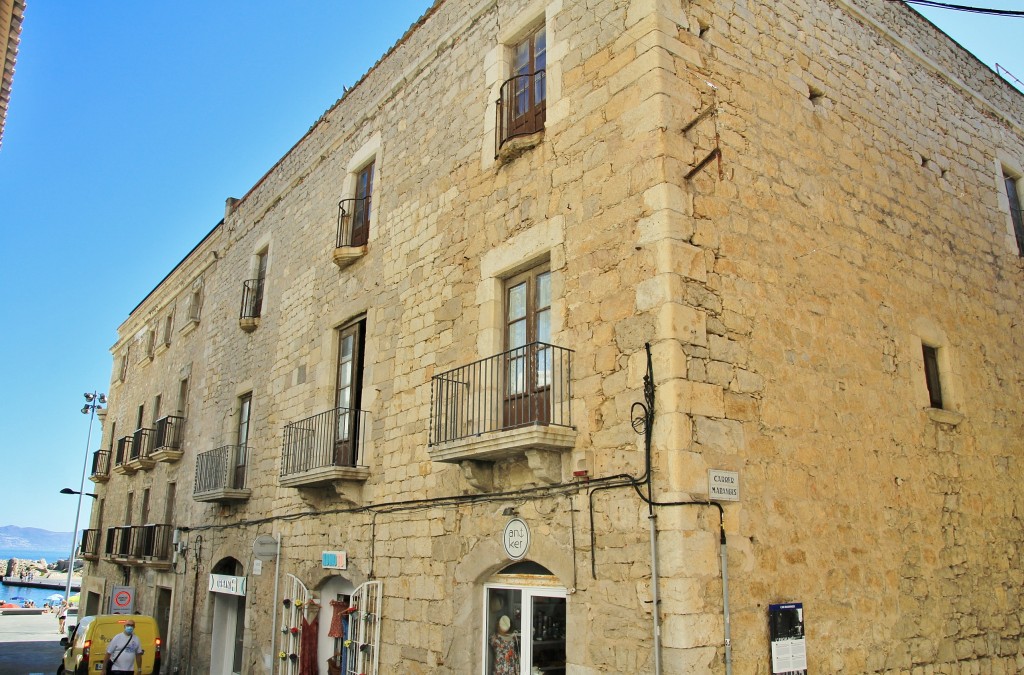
[81,0,1024,673]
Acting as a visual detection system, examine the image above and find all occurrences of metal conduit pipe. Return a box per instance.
[721,524,732,675]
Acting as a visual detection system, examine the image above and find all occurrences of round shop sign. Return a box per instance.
[502,518,530,561]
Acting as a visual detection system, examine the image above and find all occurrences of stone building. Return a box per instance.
[0,0,26,149]
[79,0,1024,673]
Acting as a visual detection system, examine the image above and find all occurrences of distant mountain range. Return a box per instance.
[0,525,73,552]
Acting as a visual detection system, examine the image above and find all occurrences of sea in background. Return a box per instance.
[1,547,77,606]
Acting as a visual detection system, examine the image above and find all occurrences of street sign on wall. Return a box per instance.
[108,585,135,614]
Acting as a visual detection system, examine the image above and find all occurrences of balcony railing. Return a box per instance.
[130,428,153,461]
[194,445,248,494]
[495,70,546,155]
[240,278,265,319]
[105,525,131,558]
[281,406,367,478]
[153,415,185,452]
[337,197,371,248]
[80,529,101,559]
[90,450,110,480]
[130,524,174,563]
[430,342,573,445]
[115,436,133,466]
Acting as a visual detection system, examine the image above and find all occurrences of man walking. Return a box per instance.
[104,619,144,674]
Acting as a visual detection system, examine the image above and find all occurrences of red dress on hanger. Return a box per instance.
[299,612,319,675]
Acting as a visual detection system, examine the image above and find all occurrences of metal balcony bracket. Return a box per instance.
[681,104,716,134]
[684,146,722,181]
[460,460,494,492]
[525,449,563,485]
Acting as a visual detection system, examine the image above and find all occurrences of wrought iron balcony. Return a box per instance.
[89,450,110,483]
[105,525,132,560]
[112,436,136,475]
[495,70,546,156]
[80,529,101,560]
[280,406,370,488]
[133,524,174,566]
[239,278,264,332]
[126,428,156,471]
[429,342,575,485]
[334,197,371,267]
[104,524,173,567]
[193,445,250,503]
[150,415,185,462]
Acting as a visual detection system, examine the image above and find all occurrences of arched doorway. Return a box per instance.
[482,561,566,675]
[209,557,246,675]
[317,575,355,674]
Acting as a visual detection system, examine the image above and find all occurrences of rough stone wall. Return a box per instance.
[84,0,1024,673]
[658,0,1024,672]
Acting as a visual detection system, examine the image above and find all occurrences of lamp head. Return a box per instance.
[98,394,107,404]
[81,406,90,414]
[84,393,94,402]
[60,488,76,495]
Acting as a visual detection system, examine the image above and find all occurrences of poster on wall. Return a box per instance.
[769,602,807,674]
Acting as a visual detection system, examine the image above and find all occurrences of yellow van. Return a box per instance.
[58,614,162,674]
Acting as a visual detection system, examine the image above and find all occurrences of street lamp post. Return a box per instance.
[63,392,106,605]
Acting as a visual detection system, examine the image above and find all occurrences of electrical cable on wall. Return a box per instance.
[889,0,1024,17]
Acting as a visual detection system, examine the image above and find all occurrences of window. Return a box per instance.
[498,24,546,149]
[241,249,269,320]
[922,344,943,409]
[152,395,162,425]
[235,393,252,489]
[1004,169,1024,255]
[483,562,566,675]
[504,263,552,427]
[140,488,151,525]
[351,162,374,247]
[187,287,203,323]
[335,320,366,467]
[119,350,130,382]
[164,483,176,524]
[125,492,134,524]
[161,313,173,347]
[177,377,190,418]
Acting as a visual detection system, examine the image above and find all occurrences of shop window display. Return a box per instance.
[484,574,566,674]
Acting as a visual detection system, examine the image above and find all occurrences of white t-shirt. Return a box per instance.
[106,631,144,671]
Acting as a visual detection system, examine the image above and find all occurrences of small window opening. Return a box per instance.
[922,344,943,409]
[697,20,710,39]
[1003,169,1024,256]
[808,85,825,105]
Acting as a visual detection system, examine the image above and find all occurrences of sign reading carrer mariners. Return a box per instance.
[708,469,740,501]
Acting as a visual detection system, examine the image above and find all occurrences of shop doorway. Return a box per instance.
[317,576,355,674]
[154,587,172,651]
[482,561,566,675]
[209,557,246,675]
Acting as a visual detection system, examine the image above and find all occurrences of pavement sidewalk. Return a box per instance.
[0,613,66,675]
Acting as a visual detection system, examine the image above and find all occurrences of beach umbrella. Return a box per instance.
[46,593,65,602]
[68,594,80,604]
[8,596,28,602]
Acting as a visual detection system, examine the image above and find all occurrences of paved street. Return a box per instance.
[0,613,65,675]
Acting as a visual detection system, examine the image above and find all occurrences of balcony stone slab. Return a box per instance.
[280,465,370,489]
[193,487,251,504]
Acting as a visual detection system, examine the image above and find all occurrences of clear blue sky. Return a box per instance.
[0,2,1021,534]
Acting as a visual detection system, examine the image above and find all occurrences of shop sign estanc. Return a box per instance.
[208,573,247,596]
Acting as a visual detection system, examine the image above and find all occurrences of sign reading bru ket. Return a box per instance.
[503,518,530,560]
